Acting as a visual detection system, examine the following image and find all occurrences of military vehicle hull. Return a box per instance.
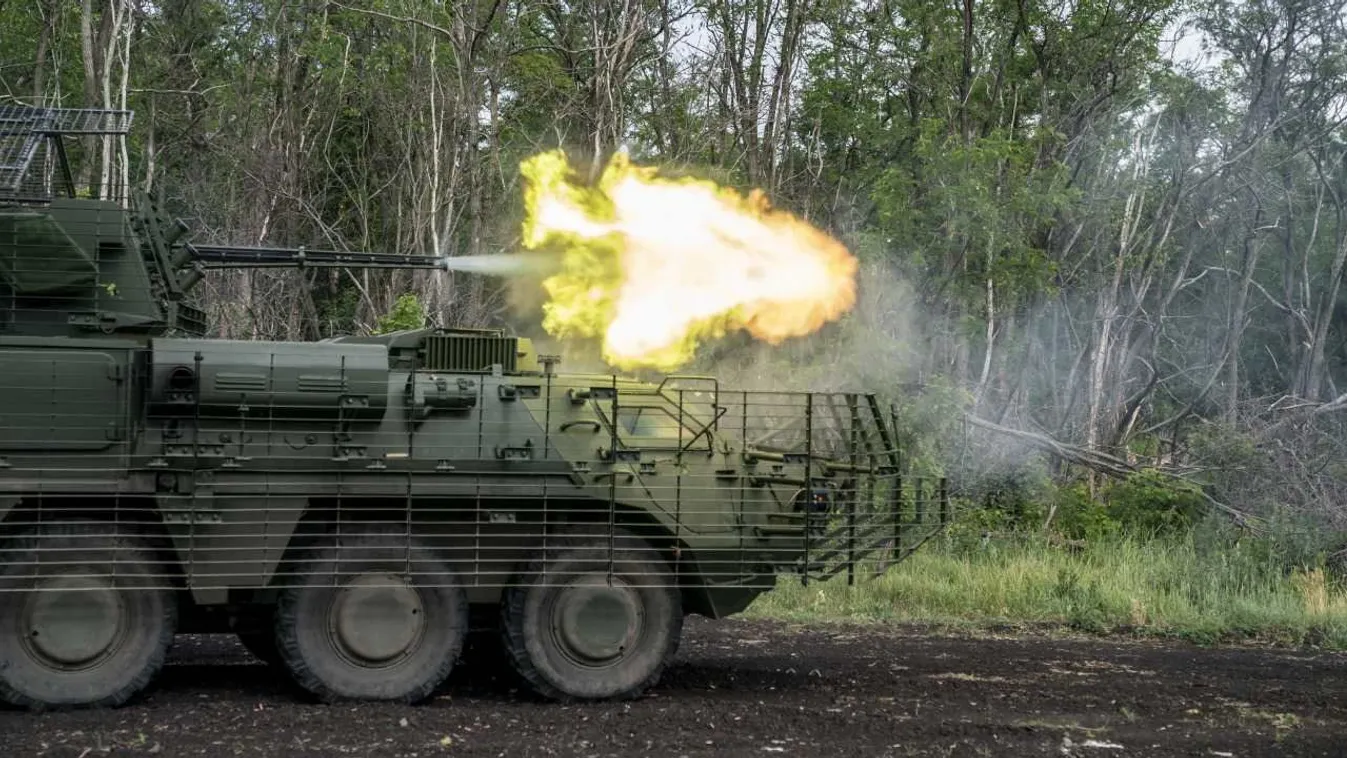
[0,104,948,711]
[0,327,946,709]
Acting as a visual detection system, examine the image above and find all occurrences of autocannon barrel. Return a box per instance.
[186,244,452,271]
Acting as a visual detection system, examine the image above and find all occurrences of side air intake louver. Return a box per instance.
[423,334,518,372]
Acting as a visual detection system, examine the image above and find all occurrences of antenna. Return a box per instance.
[0,105,134,204]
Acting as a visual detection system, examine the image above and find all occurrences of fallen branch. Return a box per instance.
[963,414,1136,478]
[1260,392,1347,436]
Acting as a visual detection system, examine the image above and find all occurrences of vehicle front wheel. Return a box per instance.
[499,526,682,701]
[0,522,177,710]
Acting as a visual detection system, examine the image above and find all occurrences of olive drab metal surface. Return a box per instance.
[0,104,950,711]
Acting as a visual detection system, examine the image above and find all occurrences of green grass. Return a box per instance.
[742,532,1347,648]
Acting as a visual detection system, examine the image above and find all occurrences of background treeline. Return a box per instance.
[5,0,1347,598]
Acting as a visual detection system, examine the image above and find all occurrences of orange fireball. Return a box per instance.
[521,150,857,372]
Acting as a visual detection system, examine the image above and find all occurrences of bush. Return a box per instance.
[375,293,426,334]
[1049,481,1120,540]
[1104,469,1205,537]
[1034,471,1207,541]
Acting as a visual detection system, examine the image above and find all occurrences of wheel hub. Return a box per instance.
[23,576,124,668]
[553,574,641,663]
[331,573,424,665]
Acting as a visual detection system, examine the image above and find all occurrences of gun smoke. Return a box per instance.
[436,252,561,277]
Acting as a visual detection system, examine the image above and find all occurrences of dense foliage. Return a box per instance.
[4,0,1347,560]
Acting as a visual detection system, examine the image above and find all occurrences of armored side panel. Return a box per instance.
[147,337,391,419]
[0,199,165,337]
[0,335,139,483]
[137,337,391,604]
[0,206,97,293]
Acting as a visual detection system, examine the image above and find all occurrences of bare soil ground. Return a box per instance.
[2,617,1344,757]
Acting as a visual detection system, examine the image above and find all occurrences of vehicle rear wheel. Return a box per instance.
[273,528,468,703]
[499,526,682,701]
[0,522,177,710]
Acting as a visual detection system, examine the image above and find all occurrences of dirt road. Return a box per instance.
[2,617,1344,757]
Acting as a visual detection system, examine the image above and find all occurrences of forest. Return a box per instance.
[4,0,1347,641]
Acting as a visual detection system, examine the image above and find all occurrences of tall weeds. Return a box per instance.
[745,530,1347,648]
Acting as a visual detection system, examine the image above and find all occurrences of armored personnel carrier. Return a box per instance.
[0,105,948,710]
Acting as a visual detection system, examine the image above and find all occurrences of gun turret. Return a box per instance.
[0,104,454,339]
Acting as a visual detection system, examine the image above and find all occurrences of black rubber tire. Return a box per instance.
[499,526,682,702]
[0,522,177,711]
[272,528,468,704]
